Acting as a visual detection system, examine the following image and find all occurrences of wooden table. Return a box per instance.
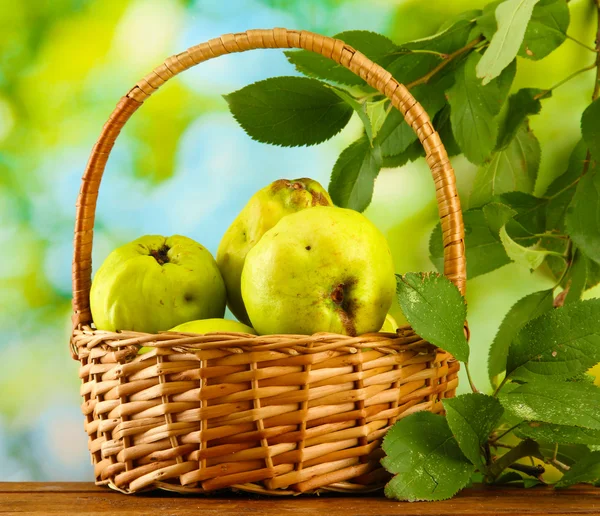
[0,482,598,515]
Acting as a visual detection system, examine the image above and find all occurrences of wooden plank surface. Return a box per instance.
[0,482,597,515]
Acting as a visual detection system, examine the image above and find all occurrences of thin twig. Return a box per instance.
[464,363,479,393]
[406,35,484,89]
[533,63,597,100]
[566,33,599,53]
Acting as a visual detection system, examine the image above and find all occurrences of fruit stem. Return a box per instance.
[331,284,345,305]
[150,245,170,265]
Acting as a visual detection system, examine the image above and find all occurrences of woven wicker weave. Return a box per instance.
[71,28,466,495]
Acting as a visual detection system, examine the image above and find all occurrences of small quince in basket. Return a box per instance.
[138,318,256,354]
[380,313,399,333]
[217,178,332,326]
[90,235,226,334]
[242,206,395,336]
[170,318,256,335]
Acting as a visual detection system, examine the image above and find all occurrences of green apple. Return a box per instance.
[241,206,396,336]
[170,318,256,334]
[90,235,226,334]
[217,178,332,325]
[380,313,399,333]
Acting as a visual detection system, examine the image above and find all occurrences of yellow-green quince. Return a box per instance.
[241,206,395,336]
[90,235,225,333]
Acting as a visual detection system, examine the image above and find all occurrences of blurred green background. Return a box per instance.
[1,0,599,480]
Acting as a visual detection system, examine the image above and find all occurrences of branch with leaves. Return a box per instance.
[223,0,600,501]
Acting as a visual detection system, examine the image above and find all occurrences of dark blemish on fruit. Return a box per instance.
[150,245,170,265]
[184,293,194,302]
[305,246,311,251]
[159,300,164,306]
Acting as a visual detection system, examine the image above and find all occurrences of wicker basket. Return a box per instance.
[70,28,466,495]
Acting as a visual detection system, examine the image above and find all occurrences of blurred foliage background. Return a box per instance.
[1,0,599,480]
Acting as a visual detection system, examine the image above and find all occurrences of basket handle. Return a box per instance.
[71,28,466,332]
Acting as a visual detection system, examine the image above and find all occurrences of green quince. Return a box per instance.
[241,206,395,336]
[90,235,226,333]
[217,178,332,325]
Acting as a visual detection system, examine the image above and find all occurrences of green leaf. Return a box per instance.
[518,0,569,60]
[488,289,554,383]
[582,98,600,161]
[565,250,588,304]
[396,272,468,362]
[539,443,591,466]
[544,140,590,233]
[476,0,540,85]
[381,138,425,169]
[500,381,600,429]
[430,209,511,279]
[328,136,382,212]
[285,31,398,87]
[545,139,589,197]
[500,225,553,270]
[375,84,446,158]
[556,451,600,488]
[566,169,600,264]
[506,298,600,381]
[386,20,475,86]
[382,412,475,501]
[587,259,600,290]
[470,124,541,208]
[498,191,547,235]
[483,202,517,235]
[497,89,546,149]
[517,422,600,445]
[328,86,374,141]
[224,76,353,147]
[443,393,504,469]
[434,105,462,157]
[448,53,516,165]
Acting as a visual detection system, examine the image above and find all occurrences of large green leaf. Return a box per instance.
[566,169,600,264]
[382,412,475,501]
[506,299,600,381]
[443,394,504,469]
[582,98,600,161]
[470,125,540,208]
[518,0,569,60]
[386,20,475,86]
[396,272,468,362]
[285,31,398,86]
[477,0,569,64]
[447,53,516,165]
[328,136,382,212]
[500,381,600,429]
[488,289,554,382]
[375,83,446,158]
[496,88,546,149]
[430,209,511,279]
[224,76,353,147]
[476,0,540,85]
[517,422,600,446]
[556,451,600,487]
